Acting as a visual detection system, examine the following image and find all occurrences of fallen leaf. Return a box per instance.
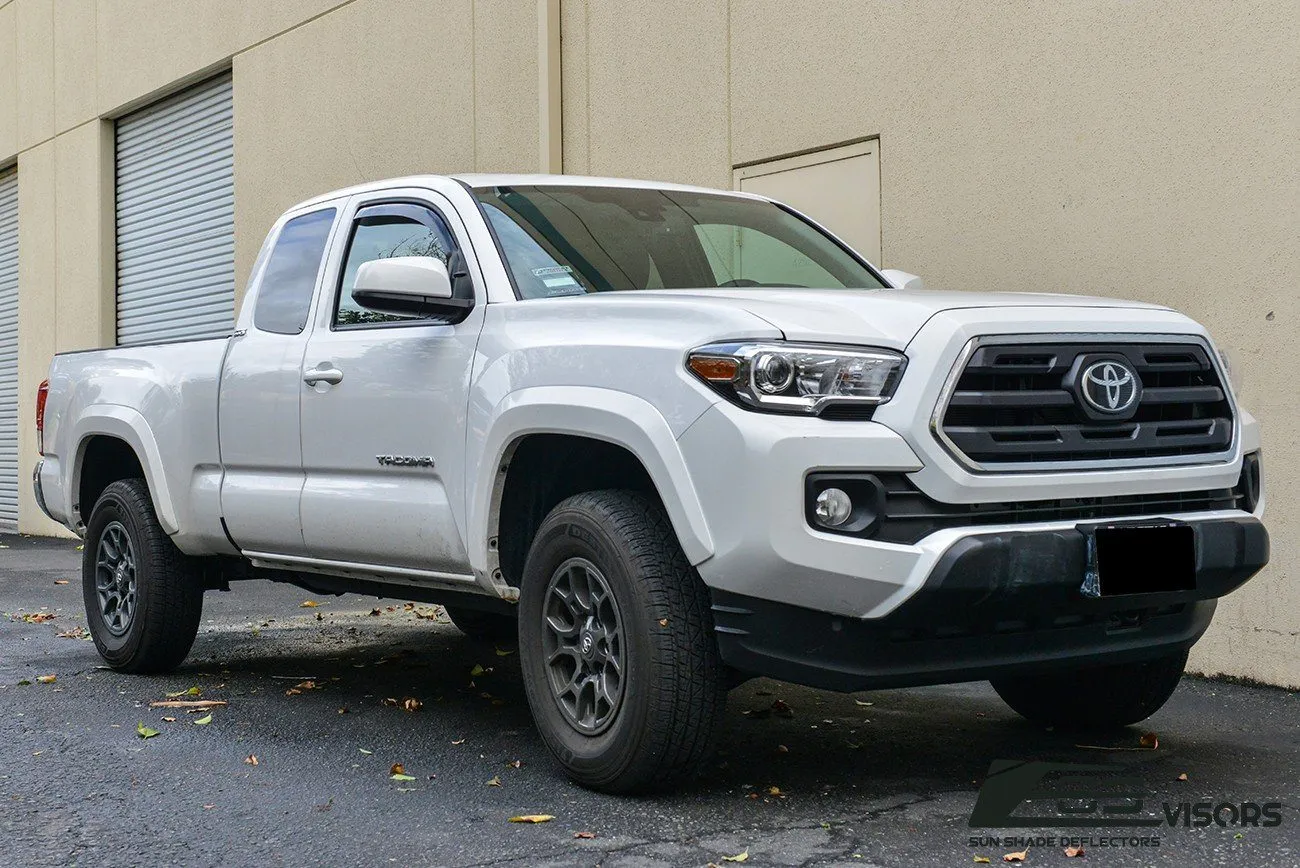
[974,858,992,865]
[381,697,398,706]
[36,674,56,684]
[486,775,502,787]
[55,627,87,639]
[1139,732,1159,750]
[1002,851,1027,863]
[161,716,177,722]
[658,618,669,627]
[359,748,373,755]
[165,687,202,698]
[771,699,794,718]
[16,612,57,624]
[776,744,789,754]
[508,815,554,824]
[402,697,423,712]
[470,664,486,677]
[369,608,381,616]
[506,759,522,769]
[1177,772,1189,782]
[495,647,514,657]
[16,679,31,686]
[53,580,69,585]
[391,773,416,781]
[193,714,212,725]
[300,600,319,608]
[137,722,160,739]
[338,707,348,714]
[767,786,783,796]
[202,804,215,809]
[1064,845,1085,857]
[574,831,596,839]
[390,763,405,775]
[854,700,874,707]
[722,851,749,863]
[244,754,259,766]
[451,738,466,745]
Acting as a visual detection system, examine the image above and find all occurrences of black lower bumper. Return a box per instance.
[711,515,1268,692]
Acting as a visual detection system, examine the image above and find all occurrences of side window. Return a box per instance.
[253,208,336,335]
[335,204,460,327]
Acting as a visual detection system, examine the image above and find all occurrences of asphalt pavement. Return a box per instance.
[1,533,1296,868]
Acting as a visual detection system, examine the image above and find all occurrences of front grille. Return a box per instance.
[937,340,1234,465]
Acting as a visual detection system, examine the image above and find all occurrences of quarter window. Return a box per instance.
[253,208,336,335]
[335,205,460,327]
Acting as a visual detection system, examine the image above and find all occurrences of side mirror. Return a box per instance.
[352,256,473,321]
[879,269,925,292]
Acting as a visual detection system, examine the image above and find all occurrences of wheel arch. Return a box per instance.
[69,408,178,535]
[469,387,714,592]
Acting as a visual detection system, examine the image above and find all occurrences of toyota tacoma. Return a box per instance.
[32,174,1268,793]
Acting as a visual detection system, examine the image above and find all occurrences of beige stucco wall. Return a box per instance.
[1,1,1296,684]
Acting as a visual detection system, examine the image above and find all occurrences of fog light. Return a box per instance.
[814,487,853,527]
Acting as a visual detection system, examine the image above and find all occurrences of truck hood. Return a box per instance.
[618,288,1170,348]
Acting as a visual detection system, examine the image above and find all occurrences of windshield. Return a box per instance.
[473,185,887,299]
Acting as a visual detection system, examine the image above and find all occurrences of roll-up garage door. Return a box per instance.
[0,168,18,531]
[115,72,234,346]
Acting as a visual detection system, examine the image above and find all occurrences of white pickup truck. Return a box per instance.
[33,174,1268,793]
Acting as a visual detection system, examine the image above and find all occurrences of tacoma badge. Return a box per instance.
[375,455,435,467]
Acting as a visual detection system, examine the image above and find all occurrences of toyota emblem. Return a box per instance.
[1080,360,1139,413]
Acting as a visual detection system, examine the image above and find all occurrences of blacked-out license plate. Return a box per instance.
[1086,523,1196,597]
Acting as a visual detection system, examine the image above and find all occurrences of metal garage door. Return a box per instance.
[115,73,234,346]
[0,168,18,531]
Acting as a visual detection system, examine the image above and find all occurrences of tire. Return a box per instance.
[444,606,517,642]
[991,650,1189,729]
[518,490,725,794]
[82,479,204,673]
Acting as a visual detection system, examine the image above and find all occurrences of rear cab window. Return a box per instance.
[253,208,337,335]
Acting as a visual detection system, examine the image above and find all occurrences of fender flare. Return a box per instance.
[467,386,715,577]
[67,405,180,535]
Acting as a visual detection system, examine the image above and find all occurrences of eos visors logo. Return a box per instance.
[375,455,435,468]
[1080,360,1139,413]
[969,760,1282,830]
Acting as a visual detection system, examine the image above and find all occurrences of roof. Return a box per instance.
[288,173,760,211]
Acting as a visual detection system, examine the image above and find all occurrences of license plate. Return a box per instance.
[1082,523,1196,597]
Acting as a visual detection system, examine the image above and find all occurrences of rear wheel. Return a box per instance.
[991,650,1189,728]
[82,479,203,673]
[518,490,725,794]
[444,606,517,642]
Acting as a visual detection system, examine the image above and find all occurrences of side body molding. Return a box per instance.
[467,386,715,584]
[67,405,179,534]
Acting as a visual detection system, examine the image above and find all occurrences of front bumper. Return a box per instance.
[711,515,1268,692]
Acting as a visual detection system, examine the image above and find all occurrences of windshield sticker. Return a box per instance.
[531,265,575,278]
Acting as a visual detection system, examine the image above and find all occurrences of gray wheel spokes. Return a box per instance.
[94,520,137,637]
[541,557,627,735]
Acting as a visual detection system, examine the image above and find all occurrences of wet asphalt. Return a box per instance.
[0,533,1296,868]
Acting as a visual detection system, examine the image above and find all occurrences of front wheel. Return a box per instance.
[518,490,725,794]
[991,650,1189,729]
[82,479,204,673]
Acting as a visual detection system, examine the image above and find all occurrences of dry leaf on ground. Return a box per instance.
[300,600,319,608]
[136,722,159,739]
[1064,845,1085,857]
[244,754,259,765]
[508,815,554,823]
[574,831,596,839]
[722,851,749,863]
[1002,851,1027,863]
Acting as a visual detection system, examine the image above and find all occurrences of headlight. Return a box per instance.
[686,341,906,415]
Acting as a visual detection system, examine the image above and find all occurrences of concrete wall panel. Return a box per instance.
[0,3,17,163]
[16,0,54,150]
[473,0,539,173]
[52,0,96,131]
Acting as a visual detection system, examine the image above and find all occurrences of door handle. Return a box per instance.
[303,365,344,386]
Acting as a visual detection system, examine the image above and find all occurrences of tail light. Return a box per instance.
[36,379,49,455]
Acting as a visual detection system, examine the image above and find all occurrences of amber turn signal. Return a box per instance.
[688,356,739,382]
